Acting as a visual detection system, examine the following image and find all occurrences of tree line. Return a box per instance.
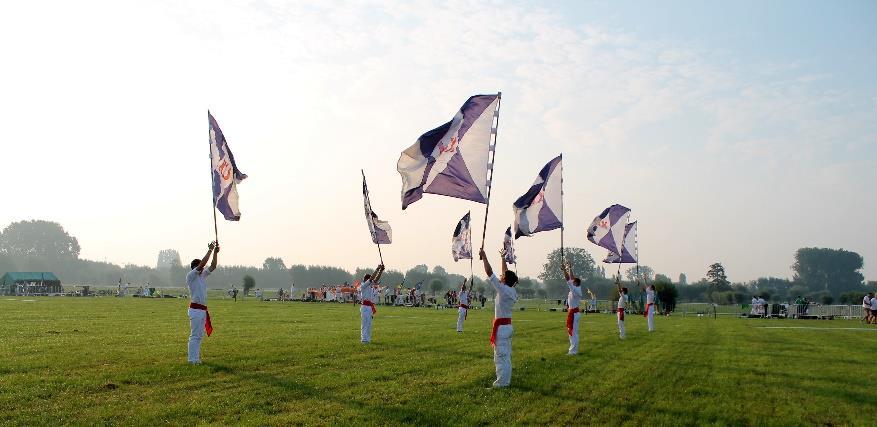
[0,220,872,304]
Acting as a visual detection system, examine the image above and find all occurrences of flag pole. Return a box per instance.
[479,92,501,258]
[362,169,384,265]
[208,115,219,245]
[560,153,564,262]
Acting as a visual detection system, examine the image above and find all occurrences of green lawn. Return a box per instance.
[1,297,875,426]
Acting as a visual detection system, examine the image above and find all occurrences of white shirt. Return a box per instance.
[186,268,211,305]
[646,288,656,304]
[617,293,628,310]
[459,290,469,306]
[567,281,582,309]
[490,273,517,318]
[757,298,765,305]
[870,298,877,311]
[864,295,872,308]
[360,280,376,303]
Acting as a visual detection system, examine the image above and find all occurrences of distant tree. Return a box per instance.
[517,277,536,299]
[653,277,678,313]
[382,269,405,286]
[625,265,655,284]
[536,288,548,299]
[429,279,443,293]
[262,257,287,271]
[156,249,181,270]
[792,248,865,297]
[654,273,671,284]
[0,220,80,259]
[706,263,730,292]
[432,265,447,277]
[839,291,865,304]
[540,248,597,298]
[678,273,688,286]
[242,275,255,295]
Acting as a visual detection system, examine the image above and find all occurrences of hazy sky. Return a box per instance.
[2,0,875,283]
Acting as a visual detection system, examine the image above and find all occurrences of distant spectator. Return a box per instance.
[863,293,873,323]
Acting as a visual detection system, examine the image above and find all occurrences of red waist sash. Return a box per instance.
[643,303,654,318]
[460,304,469,319]
[566,307,580,336]
[189,302,213,337]
[362,300,376,315]
[617,307,625,321]
[490,317,512,347]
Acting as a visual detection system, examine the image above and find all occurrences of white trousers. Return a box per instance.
[568,312,581,354]
[617,311,626,339]
[456,307,467,332]
[647,305,655,331]
[187,308,206,363]
[360,306,373,343]
[493,324,513,387]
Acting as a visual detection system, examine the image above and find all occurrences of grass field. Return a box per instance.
[1,296,875,426]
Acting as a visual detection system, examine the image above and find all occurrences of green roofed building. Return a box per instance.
[0,272,62,295]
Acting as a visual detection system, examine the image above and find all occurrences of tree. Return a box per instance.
[242,275,255,295]
[625,265,654,283]
[540,248,597,298]
[263,257,287,271]
[156,249,181,270]
[432,265,447,277]
[0,220,80,259]
[655,273,671,284]
[792,248,865,297]
[517,277,536,299]
[678,273,687,286]
[706,263,730,292]
[429,279,443,293]
[653,277,678,313]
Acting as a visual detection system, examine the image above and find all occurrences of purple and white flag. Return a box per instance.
[502,226,517,264]
[397,94,500,209]
[209,112,247,221]
[451,212,472,262]
[604,221,638,263]
[587,204,631,256]
[513,155,563,239]
[363,174,392,244]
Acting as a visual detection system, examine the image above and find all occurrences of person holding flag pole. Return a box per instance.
[562,257,583,355]
[479,246,518,388]
[457,278,470,333]
[359,264,385,344]
[616,277,629,340]
[186,241,219,364]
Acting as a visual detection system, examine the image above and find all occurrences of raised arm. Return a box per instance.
[209,242,220,272]
[500,249,508,276]
[197,242,215,271]
[480,248,493,277]
[372,264,385,282]
[562,258,572,281]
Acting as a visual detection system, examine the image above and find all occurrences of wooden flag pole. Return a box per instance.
[362,169,384,265]
[479,92,502,258]
[560,153,564,262]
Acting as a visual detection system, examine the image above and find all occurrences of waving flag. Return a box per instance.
[363,174,392,244]
[397,94,500,209]
[513,155,563,238]
[451,212,472,261]
[209,112,248,221]
[604,221,638,263]
[502,226,517,264]
[587,204,630,256]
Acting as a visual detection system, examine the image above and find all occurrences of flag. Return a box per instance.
[513,155,563,238]
[502,226,517,264]
[363,174,392,244]
[397,94,500,209]
[604,221,638,263]
[451,212,472,262]
[587,204,630,256]
[208,112,248,221]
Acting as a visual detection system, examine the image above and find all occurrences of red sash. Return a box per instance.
[617,307,625,321]
[643,303,654,318]
[362,300,376,315]
[566,307,580,336]
[189,303,213,337]
[490,317,512,347]
[460,304,469,319]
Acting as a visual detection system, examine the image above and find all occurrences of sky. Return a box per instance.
[1,0,875,283]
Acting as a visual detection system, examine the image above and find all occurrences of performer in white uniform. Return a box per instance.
[456,279,470,332]
[562,258,583,355]
[616,281,628,340]
[186,241,219,364]
[643,283,656,332]
[359,264,384,344]
[479,247,518,388]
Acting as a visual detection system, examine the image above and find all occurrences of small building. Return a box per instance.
[0,272,62,295]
